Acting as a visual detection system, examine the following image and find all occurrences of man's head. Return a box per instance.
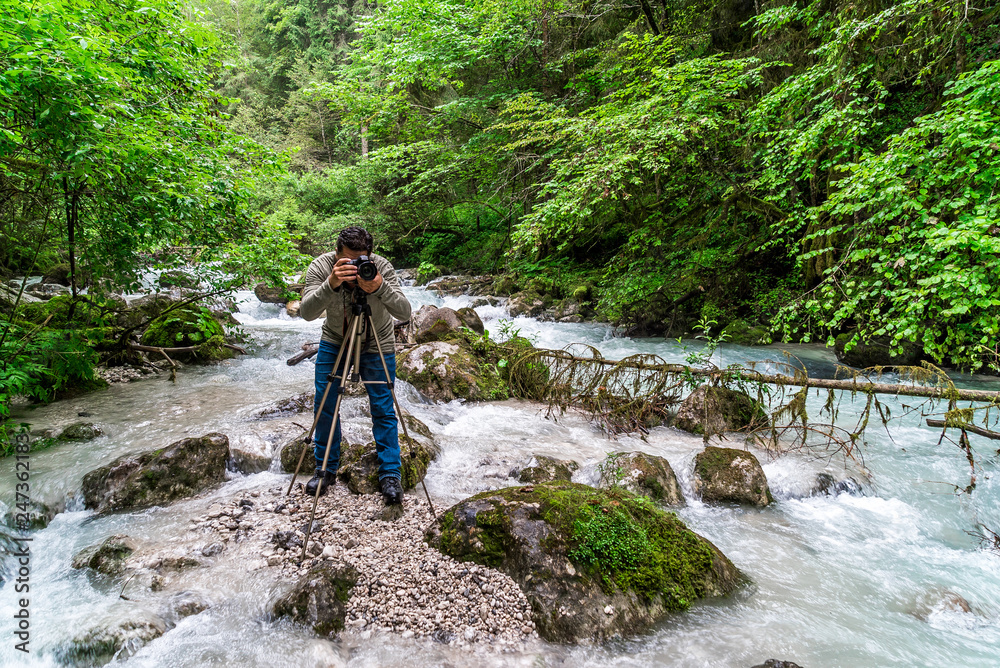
[337,226,373,256]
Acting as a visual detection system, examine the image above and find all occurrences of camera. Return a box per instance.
[349,255,378,281]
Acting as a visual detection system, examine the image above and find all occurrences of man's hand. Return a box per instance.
[358,272,383,294]
[327,257,358,289]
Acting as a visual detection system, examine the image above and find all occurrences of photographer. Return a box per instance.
[298,226,412,505]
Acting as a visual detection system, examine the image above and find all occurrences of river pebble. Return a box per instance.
[192,484,537,647]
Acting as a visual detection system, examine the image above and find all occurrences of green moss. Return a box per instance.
[140,305,234,361]
[452,482,716,609]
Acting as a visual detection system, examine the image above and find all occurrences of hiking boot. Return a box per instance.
[305,471,336,496]
[380,476,403,505]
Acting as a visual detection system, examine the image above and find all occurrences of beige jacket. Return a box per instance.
[299,252,411,352]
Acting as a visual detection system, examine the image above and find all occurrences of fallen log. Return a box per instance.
[926,418,1000,440]
[287,342,319,366]
[522,350,1000,404]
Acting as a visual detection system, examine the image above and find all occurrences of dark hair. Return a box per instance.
[337,226,373,254]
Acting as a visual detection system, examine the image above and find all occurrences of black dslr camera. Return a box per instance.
[349,255,378,281]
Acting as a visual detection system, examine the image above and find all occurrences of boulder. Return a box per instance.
[692,446,772,507]
[552,300,582,319]
[813,472,864,497]
[599,452,685,506]
[41,262,72,286]
[25,282,70,300]
[140,304,234,361]
[81,433,230,513]
[279,433,315,473]
[456,307,485,335]
[57,611,168,665]
[834,332,922,368]
[71,534,137,575]
[518,455,579,484]
[338,429,441,495]
[507,292,546,318]
[286,300,301,317]
[161,591,212,625]
[674,385,768,437]
[254,283,288,304]
[271,562,358,637]
[409,304,465,343]
[397,340,496,402]
[228,433,273,474]
[470,296,502,308]
[60,422,103,440]
[750,662,804,668]
[426,482,742,643]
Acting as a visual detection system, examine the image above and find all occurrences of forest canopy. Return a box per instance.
[2,0,999,375]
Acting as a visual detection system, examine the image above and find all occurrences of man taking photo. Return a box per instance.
[298,226,412,505]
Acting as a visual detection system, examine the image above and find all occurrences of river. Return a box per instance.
[1,282,998,667]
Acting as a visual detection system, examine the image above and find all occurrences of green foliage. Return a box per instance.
[0,0,292,295]
[0,319,104,427]
[141,305,227,349]
[774,60,1000,370]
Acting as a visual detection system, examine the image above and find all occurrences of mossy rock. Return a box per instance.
[71,534,137,575]
[56,611,166,666]
[338,435,440,495]
[272,562,358,637]
[834,332,923,368]
[507,291,546,317]
[519,455,579,484]
[279,433,314,473]
[674,385,768,437]
[599,451,685,507]
[571,284,593,302]
[426,481,742,643]
[41,262,87,287]
[692,446,773,507]
[491,275,519,295]
[60,422,103,441]
[81,433,229,513]
[140,304,234,361]
[409,304,465,344]
[456,307,485,334]
[722,320,770,346]
[398,340,506,402]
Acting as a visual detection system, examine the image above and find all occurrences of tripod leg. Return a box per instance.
[301,314,361,562]
[285,339,351,496]
[367,314,437,518]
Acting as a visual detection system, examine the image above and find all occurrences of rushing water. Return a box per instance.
[2,282,999,668]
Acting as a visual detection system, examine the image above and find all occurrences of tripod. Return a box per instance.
[285,286,436,562]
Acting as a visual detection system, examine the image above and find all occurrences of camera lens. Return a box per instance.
[358,261,378,281]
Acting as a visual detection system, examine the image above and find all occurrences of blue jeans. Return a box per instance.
[313,339,401,481]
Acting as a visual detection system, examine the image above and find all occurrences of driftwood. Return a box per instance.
[287,342,319,366]
[926,419,1000,440]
